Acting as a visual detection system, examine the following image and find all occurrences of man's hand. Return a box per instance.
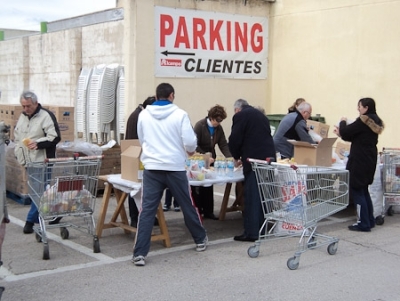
[333,125,341,137]
[234,159,242,168]
[27,140,38,150]
[187,150,195,156]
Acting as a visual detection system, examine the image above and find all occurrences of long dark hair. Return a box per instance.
[359,97,376,114]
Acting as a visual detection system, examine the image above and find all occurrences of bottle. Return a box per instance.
[220,158,227,176]
[185,157,191,169]
[215,156,224,176]
[214,158,220,176]
[198,156,205,170]
[226,157,234,177]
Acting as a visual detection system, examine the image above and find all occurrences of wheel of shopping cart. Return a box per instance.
[387,206,394,216]
[247,245,259,258]
[60,227,69,239]
[287,256,300,270]
[93,236,101,253]
[35,232,42,243]
[375,215,384,225]
[327,242,338,255]
[43,243,50,260]
[307,236,316,249]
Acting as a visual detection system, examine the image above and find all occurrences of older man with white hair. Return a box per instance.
[14,91,61,234]
[273,102,316,159]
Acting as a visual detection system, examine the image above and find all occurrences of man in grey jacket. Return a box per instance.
[14,91,61,234]
[273,102,316,159]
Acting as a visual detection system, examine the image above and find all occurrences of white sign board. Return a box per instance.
[154,6,268,79]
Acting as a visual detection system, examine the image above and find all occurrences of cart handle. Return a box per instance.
[247,157,276,165]
[75,154,104,161]
[44,154,104,163]
[248,157,301,170]
[383,147,400,151]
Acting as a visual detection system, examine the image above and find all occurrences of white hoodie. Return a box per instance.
[137,103,197,171]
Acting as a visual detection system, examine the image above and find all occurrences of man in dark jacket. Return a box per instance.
[125,96,155,227]
[228,99,276,241]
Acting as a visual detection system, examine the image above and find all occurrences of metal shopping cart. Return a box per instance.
[27,154,103,259]
[382,148,400,217]
[247,159,349,270]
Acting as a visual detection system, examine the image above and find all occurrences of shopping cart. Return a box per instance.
[247,159,349,270]
[382,148,400,217]
[27,154,103,260]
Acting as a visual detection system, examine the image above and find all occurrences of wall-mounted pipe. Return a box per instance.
[40,22,48,33]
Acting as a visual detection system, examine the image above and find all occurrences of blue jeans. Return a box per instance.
[134,170,206,257]
[27,165,51,224]
[350,186,375,230]
[242,171,264,238]
[26,202,39,223]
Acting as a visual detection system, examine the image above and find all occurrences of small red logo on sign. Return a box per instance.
[160,59,182,67]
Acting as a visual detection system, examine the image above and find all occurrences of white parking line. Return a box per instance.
[3,215,236,282]
[4,210,353,282]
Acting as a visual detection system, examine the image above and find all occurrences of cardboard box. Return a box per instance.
[9,104,24,120]
[289,138,337,166]
[49,106,75,122]
[6,119,17,141]
[0,104,8,121]
[307,120,330,139]
[58,121,75,136]
[4,105,11,122]
[121,139,143,182]
[60,133,75,142]
[335,140,351,159]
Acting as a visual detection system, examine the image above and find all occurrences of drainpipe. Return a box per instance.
[40,22,48,33]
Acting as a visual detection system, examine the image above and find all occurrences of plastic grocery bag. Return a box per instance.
[273,166,307,235]
[369,156,383,217]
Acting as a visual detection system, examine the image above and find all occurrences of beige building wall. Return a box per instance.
[268,0,399,149]
[1,0,397,150]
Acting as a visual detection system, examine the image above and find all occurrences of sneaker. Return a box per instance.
[23,221,34,234]
[174,206,180,212]
[49,217,62,225]
[162,204,170,212]
[132,255,145,266]
[195,235,208,252]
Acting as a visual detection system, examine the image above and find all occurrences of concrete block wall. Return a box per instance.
[0,20,123,107]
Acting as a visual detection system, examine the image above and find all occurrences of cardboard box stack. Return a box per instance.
[0,103,68,141]
[0,104,19,141]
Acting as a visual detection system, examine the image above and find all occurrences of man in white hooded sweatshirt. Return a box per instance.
[132,83,208,266]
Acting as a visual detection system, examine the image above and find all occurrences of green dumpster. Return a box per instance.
[267,114,286,130]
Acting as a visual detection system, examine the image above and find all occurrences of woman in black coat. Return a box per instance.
[334,98,384,232]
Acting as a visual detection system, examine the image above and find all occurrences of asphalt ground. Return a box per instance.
[1,185,400,301]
